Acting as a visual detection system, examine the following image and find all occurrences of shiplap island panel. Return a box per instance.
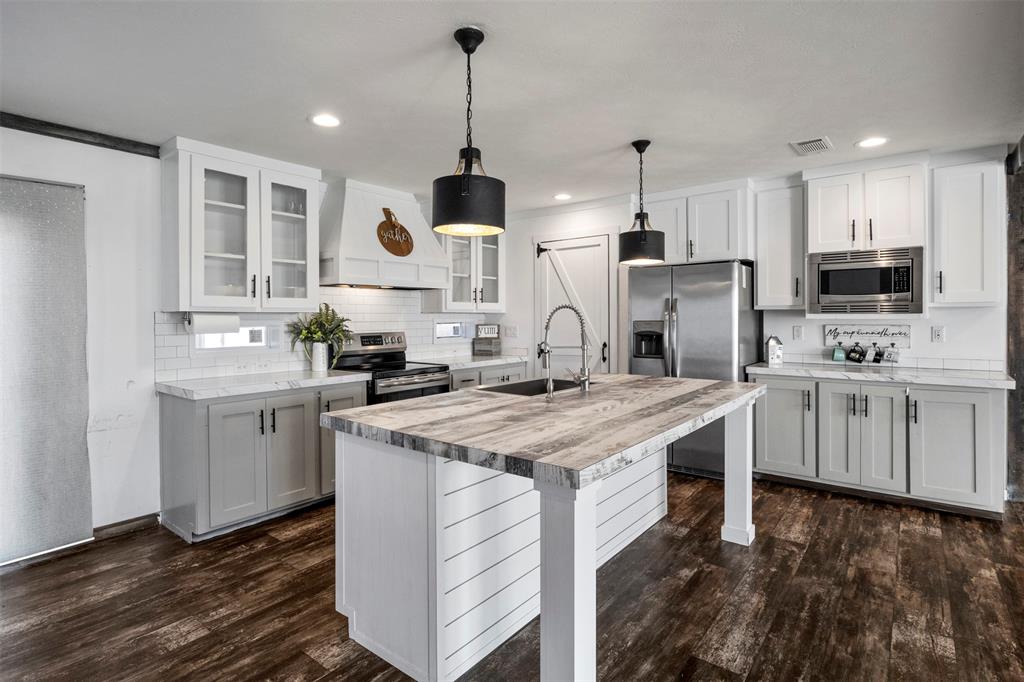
[322,373,763,681]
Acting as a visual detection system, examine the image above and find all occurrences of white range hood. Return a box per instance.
[319,178,450,289]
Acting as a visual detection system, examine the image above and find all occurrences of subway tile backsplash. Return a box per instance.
[154,287,488,382]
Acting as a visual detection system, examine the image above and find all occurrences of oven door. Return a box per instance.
[371,372,451,404]
[816,260,912,304]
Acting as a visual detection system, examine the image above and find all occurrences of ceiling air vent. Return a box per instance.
[790,136,834,156]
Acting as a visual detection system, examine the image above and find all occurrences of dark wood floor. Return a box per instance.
[3,475,1023,681]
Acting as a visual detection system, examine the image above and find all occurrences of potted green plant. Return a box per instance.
[286,303,353,373]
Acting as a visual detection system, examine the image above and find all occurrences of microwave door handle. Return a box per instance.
[671,298,679,377]
[662,298,671,377]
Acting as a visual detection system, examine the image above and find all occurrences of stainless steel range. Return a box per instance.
[333,332,450,403]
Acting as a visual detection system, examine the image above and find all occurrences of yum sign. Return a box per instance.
[377,208,414,257]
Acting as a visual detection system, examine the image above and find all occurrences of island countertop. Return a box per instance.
[321,373,765,489]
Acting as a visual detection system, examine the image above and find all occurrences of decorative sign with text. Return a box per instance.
[377,208,414,257]
[823,324,911,349]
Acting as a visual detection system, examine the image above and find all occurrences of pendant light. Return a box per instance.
[618,139,665,265]
[432,27,506,237]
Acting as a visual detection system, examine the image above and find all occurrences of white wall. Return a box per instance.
[1,129,162,527]
[500,196,633,376]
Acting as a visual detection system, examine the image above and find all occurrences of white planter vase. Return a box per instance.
[310,342,329,374]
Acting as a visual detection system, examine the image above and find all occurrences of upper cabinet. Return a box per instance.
[754,185,804,309]
[162,138,321,312]
[807,164,924,253]
[422,233,506,313]
[931,162,1004,306]
[644,181,752,264]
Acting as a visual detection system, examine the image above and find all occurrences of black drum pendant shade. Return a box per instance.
[618,139,665,265]
[433,27,506,237]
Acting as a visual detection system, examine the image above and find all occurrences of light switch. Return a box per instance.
[792,325,804,341]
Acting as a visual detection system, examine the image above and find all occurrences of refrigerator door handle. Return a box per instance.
[662,298,672,377]
[670,297,679,377]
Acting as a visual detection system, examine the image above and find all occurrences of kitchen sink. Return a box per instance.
[478,378,580,397]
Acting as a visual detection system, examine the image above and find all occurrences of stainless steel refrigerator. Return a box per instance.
[628,260,761,477]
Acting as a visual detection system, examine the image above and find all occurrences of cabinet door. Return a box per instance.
[480,363,526,385]
[267,394,318,509]
[686,189,739,262]
[445,236,477,311]
[320,384,367,495]
[807,173,863,252]
[475,234,506,312]
[754,378,816,477]
[932,162,1002,305]
[190,155,260,310]
[645,198,684,262]
[860,385,908,493]
[909,388,992,507]
[450,369,481,390]
[259,171,319,311]
[208,399,267,527]
[863,165,925,249]
[755,186,805,308]
[817,382,861,485]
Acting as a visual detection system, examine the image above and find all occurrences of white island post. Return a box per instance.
[322,374,765,681]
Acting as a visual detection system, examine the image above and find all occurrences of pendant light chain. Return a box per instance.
[638,149,645,229]
[465,52,473,152]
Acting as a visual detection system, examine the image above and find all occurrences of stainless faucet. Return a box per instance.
[537,304,591,400]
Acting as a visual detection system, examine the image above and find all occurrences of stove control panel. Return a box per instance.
[341,331,406,353]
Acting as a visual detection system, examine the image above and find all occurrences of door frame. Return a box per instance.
[533,231,616,377]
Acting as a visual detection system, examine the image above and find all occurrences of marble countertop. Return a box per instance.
[156,370,372,401]
[746,362,1016,390]
[321,373,764,489]
[408,354,530,370]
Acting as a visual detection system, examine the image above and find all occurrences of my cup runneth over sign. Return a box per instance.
[823,324,911,349]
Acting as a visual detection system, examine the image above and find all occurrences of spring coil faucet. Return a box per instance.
[537,304,591,400]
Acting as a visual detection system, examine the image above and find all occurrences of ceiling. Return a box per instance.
[2,1,1022,212]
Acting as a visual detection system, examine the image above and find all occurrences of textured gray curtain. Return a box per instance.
[0,175,92,564]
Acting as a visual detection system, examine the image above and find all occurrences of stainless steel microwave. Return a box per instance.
[808,247,923,314]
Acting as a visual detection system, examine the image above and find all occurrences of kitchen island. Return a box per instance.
[321,373,765,681]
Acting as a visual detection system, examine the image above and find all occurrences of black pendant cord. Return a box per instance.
[465,52,473,175]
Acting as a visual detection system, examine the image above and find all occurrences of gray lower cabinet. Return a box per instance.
[209,399,268,527]
[319,384,368,495]
[753,377,816,477]
[267,394,319,510]
[451,368,481,390]
[451,362,527,390]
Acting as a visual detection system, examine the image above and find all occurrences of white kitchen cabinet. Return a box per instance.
[909,388,992,507]
[863,165,925,249]
[753,377,816,478]
[807,165,924,253]
[807,172,863,253]
[208,399,268,527]
[450,368,481,390]
[319,384,367,494]
[480,363,526,386]
[422,233,506,313]
[161,137,321,312]
[931,162,1004,305]
[754,186,804,309]
[818,383,907,492]
[266,394,319,510]
[685,189,741,262]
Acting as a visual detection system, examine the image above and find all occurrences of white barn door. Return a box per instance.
[535,235,610,380]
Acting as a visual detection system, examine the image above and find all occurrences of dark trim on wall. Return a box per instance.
[1007,166,1023,501]
[0,112,160,158]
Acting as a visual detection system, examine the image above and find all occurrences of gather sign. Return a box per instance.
[377,208,414,257]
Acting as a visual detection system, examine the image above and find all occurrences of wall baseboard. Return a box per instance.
[93,513,160,541]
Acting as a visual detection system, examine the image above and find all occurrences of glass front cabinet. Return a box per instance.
[424,233,506,313]
[162,138,320,312]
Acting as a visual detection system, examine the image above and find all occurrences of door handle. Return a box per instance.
[862,395,869,418]
[849,393,857,416]
[670,298,679,377]
[270,407,276,433]
[851,219,856,242]
[259,409,265,435]
[601,341,608,364]
[662,298,672,377]
[251,274,257,298]
[266,275,272,299]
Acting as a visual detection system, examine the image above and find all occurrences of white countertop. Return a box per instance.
[155,370,372,401]
[746,361,1015,390]
[408,354,529,370]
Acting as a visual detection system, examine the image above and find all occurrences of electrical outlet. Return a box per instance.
[792,325,804,341]
[234,362,252,373]
[254,360,272,372]
[931,326,946,343]
[504,325,519,338]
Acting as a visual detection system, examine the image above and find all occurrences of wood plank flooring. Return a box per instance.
[2,475,1023,681]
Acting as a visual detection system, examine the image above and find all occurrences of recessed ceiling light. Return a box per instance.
[553,193,572,201]
[856,137,888,148]
[311,113,340,128]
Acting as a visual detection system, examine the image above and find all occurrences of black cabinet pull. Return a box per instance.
[266,276,272,298]
[251,274,256,298]
[911,400,919,424]
[324,400,330,412]
[688,239,695,259]
[270,408,276,433]
[938,270,944,294]
[259,409,265,435]
[601,341,608,364]
[849,393,857,416]
[868,218,873,243]
[794,277,800,298]
[851,219,856,242]
[805,390,812,412]
[862,395,869,418]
